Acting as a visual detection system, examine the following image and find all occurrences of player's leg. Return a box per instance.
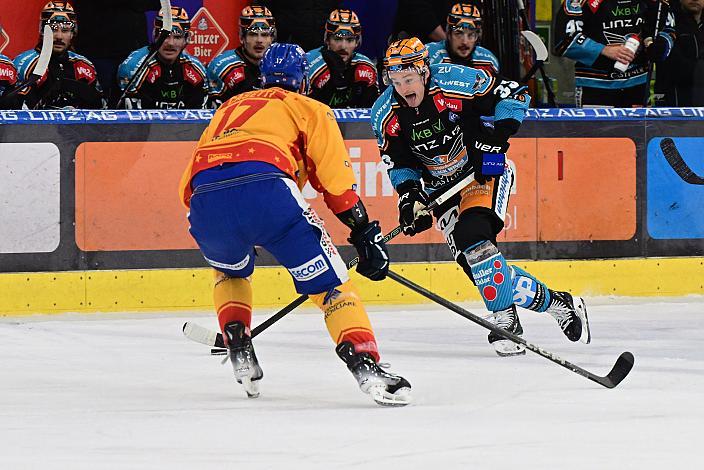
[448,166,589,345]
[437,166,526,356]
[188,179,267,398]
[513,265,590,344]
[265,178,411,406]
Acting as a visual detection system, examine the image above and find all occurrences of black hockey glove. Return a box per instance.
[397,180,433,236]
[348,220,389,281]
[469,134,508,185]
[321,48,349,90]
[644,35,672,62]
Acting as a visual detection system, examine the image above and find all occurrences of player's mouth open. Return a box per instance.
[404,92,418,105]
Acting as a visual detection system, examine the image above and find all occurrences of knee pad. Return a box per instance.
[464,241,513,312]
[452,209,499,253]
[310,280,379,362]
[213,270,253,334]
[512,265,551,312]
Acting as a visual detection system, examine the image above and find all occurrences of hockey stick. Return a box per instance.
[386,270,634,389]
[2,25,52,99]
[516,0,557,107]
[520,30,548,81]
[115,0,172,108]
[643,0,668,107]
[660,138,704,185]
[184,171,477,352]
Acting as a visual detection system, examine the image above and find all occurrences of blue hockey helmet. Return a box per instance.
[260,43,308,92]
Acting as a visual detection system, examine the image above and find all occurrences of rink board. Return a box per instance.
[1,257,702,315]
[1,108,703,314]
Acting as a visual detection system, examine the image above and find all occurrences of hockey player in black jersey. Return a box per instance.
[207,6,276,108]
[554,0,675,107]
[372,38,591,356]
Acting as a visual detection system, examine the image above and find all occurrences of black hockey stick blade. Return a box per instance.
[598,351,635,388]
[660,138,704,185]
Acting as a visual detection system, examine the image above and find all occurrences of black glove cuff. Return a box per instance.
[396,179,423,195]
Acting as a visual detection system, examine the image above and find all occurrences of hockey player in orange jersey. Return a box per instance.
[179,43,411,406]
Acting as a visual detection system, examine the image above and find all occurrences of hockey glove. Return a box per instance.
[644,35,672,62]
[397,180,433,236]
[469,134,508,185]
[348,220,389,281]
[321,48,349,90]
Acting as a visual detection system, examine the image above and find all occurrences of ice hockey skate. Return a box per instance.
[487,305,526,357]
[336,342,411,407]
[223,322,263,398]
[546,290,591,344]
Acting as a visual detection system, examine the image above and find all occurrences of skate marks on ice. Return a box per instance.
[0,300,702,468]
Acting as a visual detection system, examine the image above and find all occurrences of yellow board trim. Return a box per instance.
[1,258,703,316]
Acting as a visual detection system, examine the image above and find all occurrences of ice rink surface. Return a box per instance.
[1,298,702,469]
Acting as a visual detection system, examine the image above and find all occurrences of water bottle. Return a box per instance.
[614,36,640,72]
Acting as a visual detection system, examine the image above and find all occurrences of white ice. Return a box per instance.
[1,298,702,469]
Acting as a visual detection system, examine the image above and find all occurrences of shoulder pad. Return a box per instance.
[429,63,494,97]
[426,41,450,65]
[68,52,98,83]
[306,48,327,81]
[472,46,500,72]
[13,49,40,80]
[181,51,208,77]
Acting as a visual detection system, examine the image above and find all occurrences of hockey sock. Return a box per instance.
[511,265,552,312]
[464,241,514,312]
[310,280,380,362]
[213,270,253,340]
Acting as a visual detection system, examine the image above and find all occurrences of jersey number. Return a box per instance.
[213,98,268,136]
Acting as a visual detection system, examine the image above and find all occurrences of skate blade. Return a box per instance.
[369,385,411,407]
[241,376,260,399]
[575,297,591,344]
[492,340,526,357]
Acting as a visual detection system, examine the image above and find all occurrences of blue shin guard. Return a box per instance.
[464,241,514,312]
[511,265,551,312]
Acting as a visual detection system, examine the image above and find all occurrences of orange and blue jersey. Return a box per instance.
[179,86,358,212]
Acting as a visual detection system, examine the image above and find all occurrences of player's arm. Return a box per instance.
[304,102,389,280]
[459,68,530,183]
[182,60,209,109]
[351,60,380,108]
[643,1,675,63]
[553,1,607,66]
[371,102,432,237]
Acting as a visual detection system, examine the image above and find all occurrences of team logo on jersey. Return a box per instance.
[146,64,161,83]
[183,63,202,86]
[354,64,375,85]
[225,66,245,88]
[290,254,330,281]
[587,0,605,13]
[314,69,331,88]
[73,62,95,82]
[433,93,462,113]
[385,114,400,137]
[0,62,17,84]
[448,111,459,122]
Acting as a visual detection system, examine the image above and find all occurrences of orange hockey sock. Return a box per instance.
[213,270,253,339]
[310,280,379,362]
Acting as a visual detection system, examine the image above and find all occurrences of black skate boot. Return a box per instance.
[336,342,411,407]
[223,322,263,398]
[546,290,591,344]
[487,305,526,357]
